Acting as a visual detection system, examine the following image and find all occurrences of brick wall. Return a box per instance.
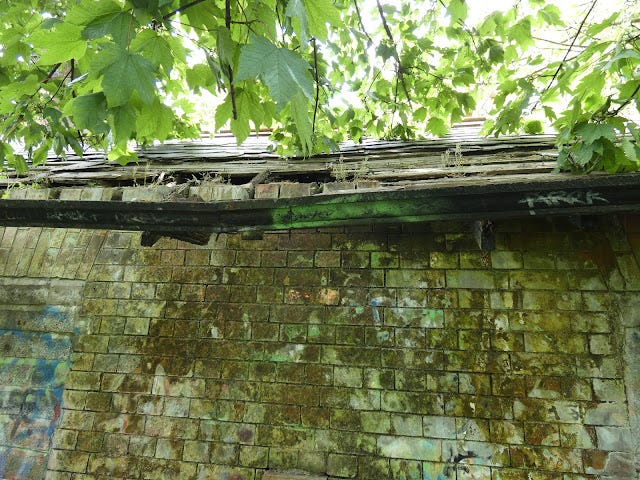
[0,215,639,479]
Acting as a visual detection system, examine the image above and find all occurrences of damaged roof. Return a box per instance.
[1,123,640,238]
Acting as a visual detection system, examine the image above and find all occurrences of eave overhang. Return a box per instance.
[1,172,639,233]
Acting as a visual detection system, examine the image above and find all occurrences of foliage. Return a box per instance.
[0,0,638,172]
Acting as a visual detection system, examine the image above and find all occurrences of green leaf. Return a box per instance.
[67,0,121,25]
[289,91,313,154]
[82,10,134,46]
[621,138,638,163]
[574,123,617,144]
[100,48,157,106]
[305,0,341,40]
[130,30,174,71]
[30,22,87,64]
[217,27,238,67]
[286,0,309,43]
[64,92,110,133]
[236,34,314,108]
[107,144,138,165]
[137,98,173,141]
[110,105,137,142]
[215,96,233,131]
[427,117,448,136]
[447,0,467,25]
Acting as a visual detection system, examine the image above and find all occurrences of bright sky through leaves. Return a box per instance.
[0,0,638,173]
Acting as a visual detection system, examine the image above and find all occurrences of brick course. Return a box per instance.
[0,216,639,479]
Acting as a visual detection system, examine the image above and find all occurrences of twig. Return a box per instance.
[611,82,640,116]
[375,0,411,104]
[538,0,599,104]
[353,0,373,44]
[225,0,238,120]
[163,0,208,19]
[312,38,320,134]
[41,63,62,84]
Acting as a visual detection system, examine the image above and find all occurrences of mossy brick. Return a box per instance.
[238,445,268,468]
[354,411,390,435]
[341,251,370,268]
[578,306,616,329]
[458,330,490,350]
[363,368,395,390]
[260,383,320,406]
[300,406,331,428]
[377,435,442,462]
[48,450,90,473]
[511,445,584,472]
[65,371,102,390]
[75,430,105,452]
[210,250,237,266]
[386,269,444,288]
[136,458,197,480]
[330,409,362,431]
[61,390,87,411]
[71,352,95,371]
[592,379,625,402]
[256,425,315,449]
[154,438,183,460]
[509,311,570,332]
[286,250,315,268]
[144,417,199,439]
[589,334,613,354]
[332,233,387,251]
[492,374,526,397]
[276,363,306,384]
[371,251,399,268]
[277,232,331,250]
[59,409,95,431]
[394,370,426,391]
[446,270,496,289]
[322,345,380,366]
[85,391,113,411]
[326,453,358,478]
[334,325,364,345]
[329,268,384,287]
[510,270,570,290]
[385,307,444,328]
[276,303,329,325]
[524,422,560,446]
[266,449,300,470]
[305,364,333,385]
[381,391,443,415]
[52,428,79,450]
[275,268,328,287]
[307,324,336,343]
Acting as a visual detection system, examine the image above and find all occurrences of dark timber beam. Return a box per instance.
[1,173,640,232]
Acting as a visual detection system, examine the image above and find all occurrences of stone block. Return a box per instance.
[595,426,634,451]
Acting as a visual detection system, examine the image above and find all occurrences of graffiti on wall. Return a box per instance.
[0,307,72,479]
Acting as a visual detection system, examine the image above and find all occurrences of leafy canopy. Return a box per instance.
[0,0,638,173]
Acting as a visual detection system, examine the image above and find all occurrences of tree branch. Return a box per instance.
[611,82,640,117]
[539,0,599,102]
[353,0,373,44]
[312,38,320,135]
[375,0,411,104]
[224,0,238,120]
[163,0,207,19]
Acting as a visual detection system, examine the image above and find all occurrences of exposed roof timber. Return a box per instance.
[2,172,639,232]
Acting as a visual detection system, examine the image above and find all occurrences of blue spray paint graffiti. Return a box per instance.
[0,307,72,479]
